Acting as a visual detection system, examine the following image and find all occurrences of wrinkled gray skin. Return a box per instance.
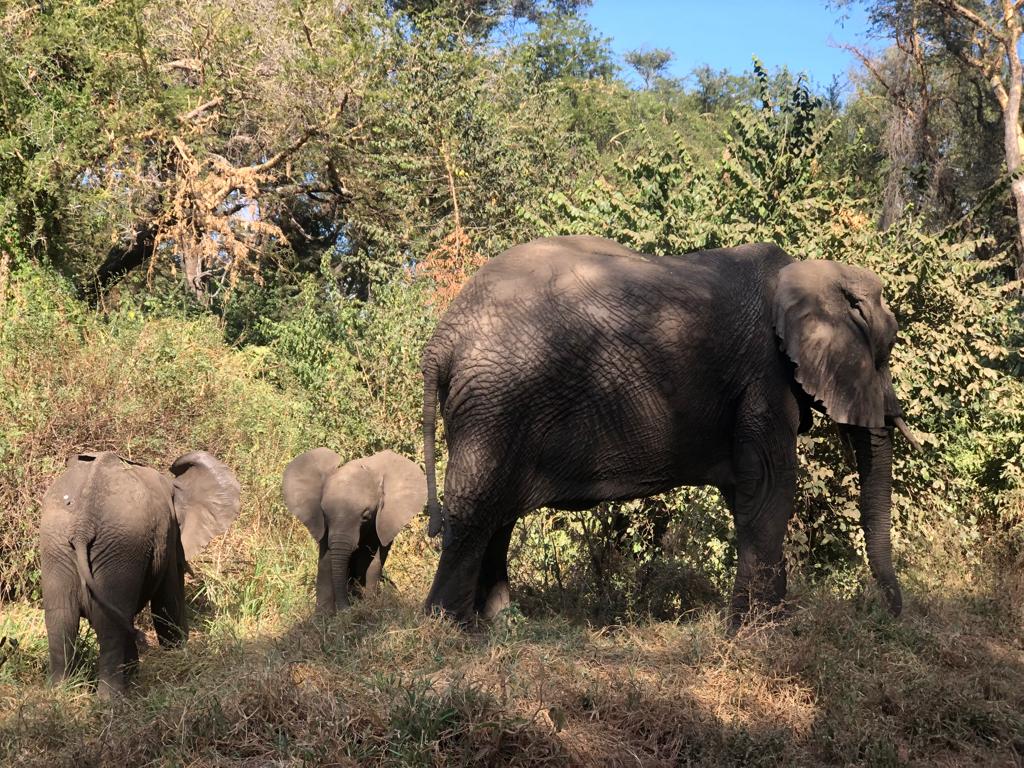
[282,449,426,614]
[39,451,240,697]
[422,236,917,624]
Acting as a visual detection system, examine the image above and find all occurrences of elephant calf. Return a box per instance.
[283,448,426,614]
[40,451,240,697]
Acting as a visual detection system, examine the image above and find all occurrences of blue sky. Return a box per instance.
[584,1,881,92]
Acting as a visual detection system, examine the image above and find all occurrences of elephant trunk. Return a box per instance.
[849,425,902,616]
[327,532,355,612]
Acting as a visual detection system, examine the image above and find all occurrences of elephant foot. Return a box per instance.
[727,598,791,635]
[97,678,126,700]
[482,581,511,620]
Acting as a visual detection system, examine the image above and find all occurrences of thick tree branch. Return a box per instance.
[177,97,223,124]
[80,224,158,303]
[842,44,895,98]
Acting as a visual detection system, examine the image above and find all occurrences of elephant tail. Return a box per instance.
[422,353,444,538]
[70,538,136,635]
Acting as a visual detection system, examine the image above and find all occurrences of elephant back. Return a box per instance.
[42,453,169,544]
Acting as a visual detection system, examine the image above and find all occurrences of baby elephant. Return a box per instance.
[40,451,240,697]
[283,448,425,614]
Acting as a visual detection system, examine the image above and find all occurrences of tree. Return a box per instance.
[625,48,674,89]
[845,0,1024,278]
[0,0,362,302]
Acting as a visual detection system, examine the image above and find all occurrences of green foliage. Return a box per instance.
[516,12,616,83]
[624,47,674,89]
[1,5,1023,763]
[0,1,160,269]
[255,264,436,457]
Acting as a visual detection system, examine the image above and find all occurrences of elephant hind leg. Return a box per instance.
[424,509,506,624]
[44,605,81,686]
[92,613,136,698]
[476,521,516,619]
[42,551,83,685]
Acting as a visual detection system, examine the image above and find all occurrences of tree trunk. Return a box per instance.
[80,224,157,305]
[0,246,10,311]
[1003,90,1024,282]
[999,0,1024,280]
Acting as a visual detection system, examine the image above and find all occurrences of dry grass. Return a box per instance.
[3,524,1024,767]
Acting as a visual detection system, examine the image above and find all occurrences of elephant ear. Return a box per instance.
[773,260,898,428]
[170,451,242,560]
[361,450,426,546]
[282,448,342,541]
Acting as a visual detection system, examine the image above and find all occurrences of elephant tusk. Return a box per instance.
[893,417,922,453]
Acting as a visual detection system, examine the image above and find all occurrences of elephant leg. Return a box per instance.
[725,440,797,624]
[425,504,504,623]
[364,548,385,595]
[314,537,334,615]
[123,628,140,681]
[44,605,81,686]
[475,521,516,619]
[42,554,83,685]
[151,547,187,648]
[348,545,374,596]
[90,555,144,697]
[92,613,134,698]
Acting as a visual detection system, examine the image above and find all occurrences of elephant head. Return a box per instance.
[282,448,426,614]
[40,450,240,696]
[773,260,914,615]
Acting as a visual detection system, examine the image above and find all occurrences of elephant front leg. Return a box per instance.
[725,441,797,626]
[363,548,387,595]
[314,538,335,615]
[151,546,187,647]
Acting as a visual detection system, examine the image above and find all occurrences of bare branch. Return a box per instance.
[841,43,894,97]
[158,58,202,72]
[177,97,223,124]
[933,0,1000,38]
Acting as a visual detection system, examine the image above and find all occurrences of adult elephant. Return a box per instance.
[40,451,240,696]
[421,236,919,624]
[282,448,426,614]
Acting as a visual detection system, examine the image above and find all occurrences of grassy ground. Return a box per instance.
[2,522,1023,768]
